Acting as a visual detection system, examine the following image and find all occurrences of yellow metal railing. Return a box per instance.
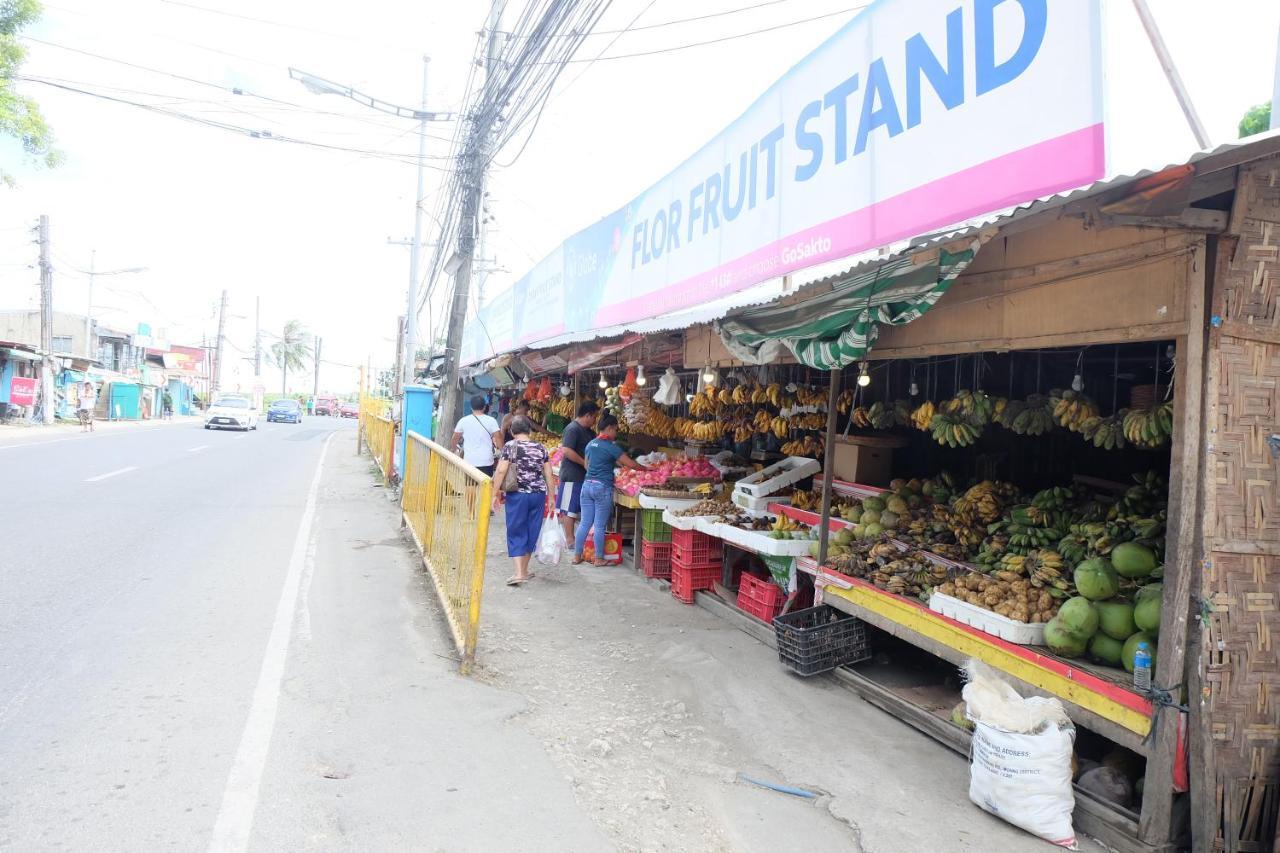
[401,431,492,673]
[364,412,396,481]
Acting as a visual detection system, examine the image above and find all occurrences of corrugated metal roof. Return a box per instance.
[509,130,1280,357]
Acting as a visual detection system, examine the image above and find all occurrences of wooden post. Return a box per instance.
[1138,237,1209,845]
[817,368,841,565]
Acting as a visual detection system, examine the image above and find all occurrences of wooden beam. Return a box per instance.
[955,235,1197,290]
[1139,240,1209,844]
[1100,209,1228,233]
[1217,318,1280,347]
[816,369,840,565]
[1188,167,1238,203]
[868,322,1188,361]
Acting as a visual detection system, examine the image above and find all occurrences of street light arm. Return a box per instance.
[288,67,453,122]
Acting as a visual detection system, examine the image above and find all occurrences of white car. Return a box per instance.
[204,396,259,431]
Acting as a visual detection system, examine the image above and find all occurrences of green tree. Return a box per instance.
[1,0,61,187]
[1239,102,1272,138]
[270,319,312,395]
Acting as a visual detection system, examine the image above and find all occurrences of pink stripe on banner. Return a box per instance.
[593,123,1105,328]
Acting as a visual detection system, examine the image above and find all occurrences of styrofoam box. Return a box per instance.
[928,590,1046,645]
[713,522,814,557]
[732,490,791,512]
[638,493,703,511]
[662,508,720,531]
[734,456,821,498]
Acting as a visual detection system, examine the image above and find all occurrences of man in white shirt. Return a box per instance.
[78,380,97,432]
[452,395,502,475]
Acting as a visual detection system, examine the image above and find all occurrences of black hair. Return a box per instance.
[596,413,619,432]
[577,401,600,418]
[469,395,487,411]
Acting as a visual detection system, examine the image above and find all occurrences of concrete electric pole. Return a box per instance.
[313,335,322,398]
[438,0,506,440]
[212,289,228,394]
[38,215,54,424]
[254,295,262,378]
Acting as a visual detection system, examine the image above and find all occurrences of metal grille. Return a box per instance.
[401,432,492,673]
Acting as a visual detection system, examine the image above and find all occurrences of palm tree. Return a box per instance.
[270,320,312,395]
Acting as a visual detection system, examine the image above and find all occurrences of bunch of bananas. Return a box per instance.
[781,435,824,457]
[674,419,726,442]
[749,383,784,407]
[631,403,676,439]
[941,389,995,424]
[866,401,895,430]
[771,514,801,533]
[1079,413,1126,449]
[849,406,870,428]
[794,386,827,408]
[892,399,914,428]
[770,416,791,439]
[789,412,827,431]
[1050,389,1100,433]
[548,397,574,418]
[998,549,1070,591]
[837,389,855,413]
[911,400,936,430]
[689,387,718,417]
[956,481,1015,524]
[1006,394,1055,436]
[929,411,982,447]
[732,424,754,443]
[730,384,752,404]
[1121,402,1173,448]
[993,397,1023,429]
[752,409,774,433]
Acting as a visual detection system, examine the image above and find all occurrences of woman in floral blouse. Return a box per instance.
[492,415,556,585]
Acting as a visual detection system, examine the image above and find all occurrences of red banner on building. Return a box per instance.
[9,376,36,406]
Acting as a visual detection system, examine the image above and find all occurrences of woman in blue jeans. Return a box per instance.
[492,415,555,585]
[574,414,651,565]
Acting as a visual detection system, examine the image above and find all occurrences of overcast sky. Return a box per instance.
[1,0,1277,394]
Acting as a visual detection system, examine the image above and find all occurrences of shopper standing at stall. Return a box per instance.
[574,413,650,566]
[556,401,599,544]
[452,395,502,476]
[491,415,555,586]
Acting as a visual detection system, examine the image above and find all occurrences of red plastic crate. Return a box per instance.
[737,573,785,622]
[670,561,721,604]
[670,529,722,568]
[641,540,673,579]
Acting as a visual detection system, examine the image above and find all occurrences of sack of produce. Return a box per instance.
[962,661,1077,849]
[535,515,566,567]
[653,368,683,407]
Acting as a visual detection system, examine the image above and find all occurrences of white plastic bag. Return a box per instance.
[653,368,682,406]
[963,661,1077,848]
[535,515,566,566]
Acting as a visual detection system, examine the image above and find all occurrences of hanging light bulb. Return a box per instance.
[598,371,608,389]
[857,361,871,387]
[635,365,646,386]
[909,378,919,396]
[702,363,717,385]
[1071,373,1084,392]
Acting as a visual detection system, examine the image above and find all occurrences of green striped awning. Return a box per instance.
[719,238,985,370]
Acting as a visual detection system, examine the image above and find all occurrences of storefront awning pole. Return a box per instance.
[816,368,840,565]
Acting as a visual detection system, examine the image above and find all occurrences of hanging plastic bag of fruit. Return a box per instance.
[620,367,638,402]
[654,368,682,407]
[536,514,566,566]
[962,660,1078,848]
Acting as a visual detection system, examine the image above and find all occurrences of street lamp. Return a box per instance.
[289,60,453,394]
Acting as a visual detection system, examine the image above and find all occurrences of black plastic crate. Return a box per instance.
[772,605,870,676]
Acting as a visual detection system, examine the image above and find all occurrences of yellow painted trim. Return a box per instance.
[823,584,1153,737]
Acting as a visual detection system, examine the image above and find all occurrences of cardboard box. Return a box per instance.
[831,435,907,487]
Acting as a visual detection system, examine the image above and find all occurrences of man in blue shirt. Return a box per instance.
[573,414,650,565]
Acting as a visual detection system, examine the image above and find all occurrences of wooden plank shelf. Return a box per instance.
[807,565,1156,756]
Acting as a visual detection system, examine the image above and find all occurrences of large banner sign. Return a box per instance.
[463,0,1104,365]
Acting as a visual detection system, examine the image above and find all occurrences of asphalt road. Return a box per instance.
[0,415,607,853]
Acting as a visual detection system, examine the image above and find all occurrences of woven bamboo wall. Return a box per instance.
[1204,159,1280,852]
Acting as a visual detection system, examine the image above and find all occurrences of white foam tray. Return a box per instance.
[928,590,1046,645]
[638,493,703,511]
[732,490,792,512]
[662,508,721,531]
[712,523,814,557]
[734,456,821,498]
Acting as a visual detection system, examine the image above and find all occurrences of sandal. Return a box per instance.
[591,559,609,567]
[505,576,529,586]
[571,554,585,565]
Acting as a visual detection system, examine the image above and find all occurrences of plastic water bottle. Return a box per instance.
[1133,642,1152,692]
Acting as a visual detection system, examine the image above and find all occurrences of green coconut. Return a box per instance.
[1044,616,1089,658]
[864,522,884,539]
[1121,631,1158,673]
[1089,633,1125,667]
[807,541,822,558]
[833,528,854,547]
[879,510,900,530]
[860,509,881,526]
[1074,557,1120,601]
[889,478,906,491]
[1134,584,1162,634]
[1057,597,1100,638]
[1111,542,1157,579]
[863,496,886,513]
[886,496,909,516]
[1096,600,1138,641]
[852,523,867,539]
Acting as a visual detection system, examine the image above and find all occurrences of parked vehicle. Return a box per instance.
[205,396,259,431]
[314,395,339,416]
[266,399,303,423]
[338,401,359,418]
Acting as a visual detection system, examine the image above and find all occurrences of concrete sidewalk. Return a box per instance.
[0,414,201,444]
[473,515,1108,853]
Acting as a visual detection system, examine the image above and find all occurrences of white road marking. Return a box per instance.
[0,438,75,451]
[84,466,138,482]
[187,445,209,453]
[207,434,332,853]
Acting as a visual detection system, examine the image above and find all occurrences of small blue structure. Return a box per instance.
[399,385,435,477]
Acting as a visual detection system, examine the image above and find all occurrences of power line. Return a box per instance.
[157,0,421,54]
[561,5,867,62]
[515,0,802,38]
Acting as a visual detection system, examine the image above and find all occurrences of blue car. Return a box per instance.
[266,399,303,423]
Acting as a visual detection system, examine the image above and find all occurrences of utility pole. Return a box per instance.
[212,289,228,394]
[393,315,405,391]
[313,335,322,398]
[439,0,505,439]
[254,295,262,378]
[85,249,95,357]
[38,215,54,424]
[1131,0,1211,149]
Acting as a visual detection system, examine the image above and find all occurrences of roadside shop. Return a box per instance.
[470,135,1280,853]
